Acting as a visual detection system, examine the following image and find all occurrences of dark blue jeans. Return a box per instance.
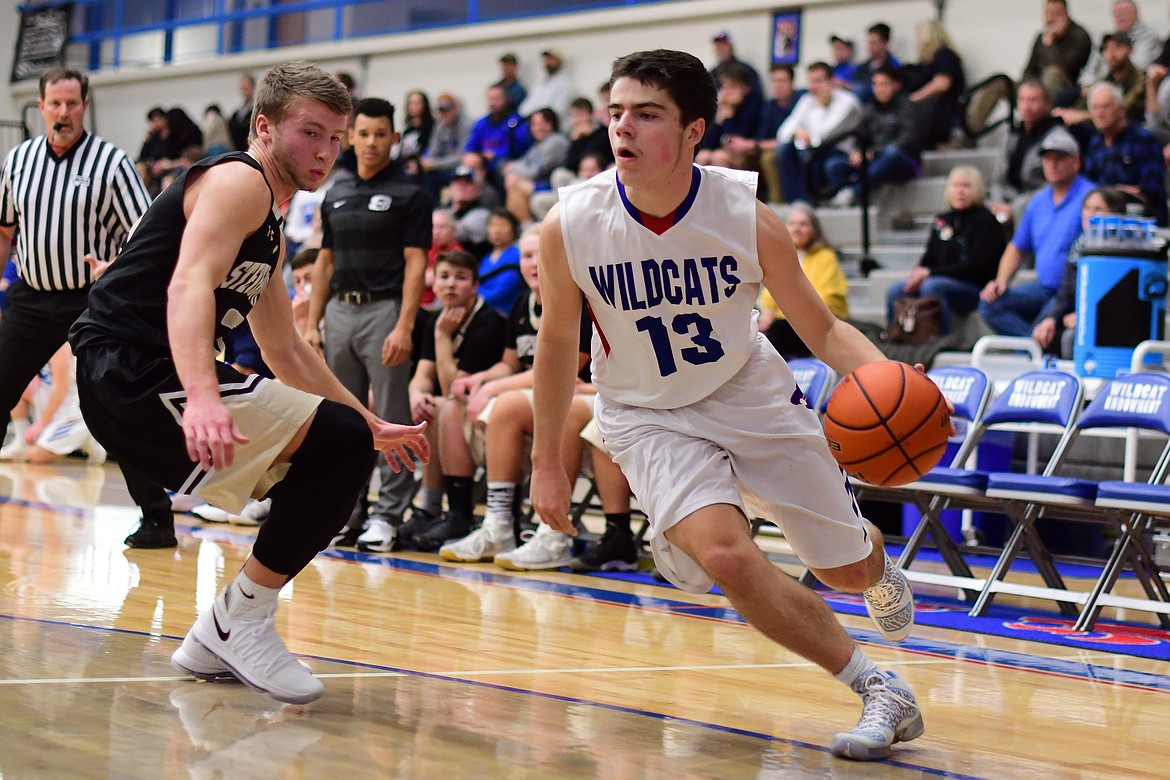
[823,145,918,196]
[778,142,848,203]
[977,281,1059,337]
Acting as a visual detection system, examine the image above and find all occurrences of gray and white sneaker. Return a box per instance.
[172,630,312,682]
[831,670,924,760]
[494,522,572,571]
[440,522,516,562]
[862,556,915,642]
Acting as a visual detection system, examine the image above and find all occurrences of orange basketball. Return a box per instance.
[822,361,951,487]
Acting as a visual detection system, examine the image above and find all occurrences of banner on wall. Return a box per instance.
[10,4,73,83]
[772,10,801,65]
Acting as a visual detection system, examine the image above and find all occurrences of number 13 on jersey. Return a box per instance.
[635,312,725,377]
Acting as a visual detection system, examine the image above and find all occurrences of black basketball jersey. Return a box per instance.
[70,152,283,357]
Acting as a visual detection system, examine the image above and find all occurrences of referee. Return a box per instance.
[0,67,175,548]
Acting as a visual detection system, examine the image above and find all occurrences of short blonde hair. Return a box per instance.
[946,165,986,207]
[250,61,352,144]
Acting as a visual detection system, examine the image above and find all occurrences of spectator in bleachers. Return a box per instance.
[424,209,463,312]
[283,187,325,258]
[823,65,922,207]
[399,90,434,179]
[776,61,861,204]
[1022,0,1093,104]
[336,71,358,99]
[560,97,612,176]
[695,64,761,169]
[420,92,472,199]
[1032,186,1128,357]
[886,166,1006,336]
[1082,82,1168,225]
[447,165,494,259]
[979,128,1094,336]
[710,30,763,101]
[494,53,527,112]
[149,107,204,185]
[530,151,609,222]
[518,48,574,126]
[829,35,858,90]
[905,20,965,149]
[715,64,804,203]
[136,107,169,196]
[1079,0,1162,88]
[407,250,508,527]
[756,203,848,358]
[989,79,1064,225]
[503,108,570,224]
[406,226,593,552]
[477,209,524,315]
[1055,32,1147,127]
[851,23,902,103]
[463,84,533,193]
[227,72,254,151]
[201,104,231,156]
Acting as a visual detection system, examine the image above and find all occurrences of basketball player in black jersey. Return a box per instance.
[69,61,429,705]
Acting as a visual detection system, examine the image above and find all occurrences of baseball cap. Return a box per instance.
[829,34,854,47]
[1102,31,1133,50]
[712,30,731,43]
[541,48,563,60]
[1039,128,1080,157]
[452,164,476,181]
[499,52,517,64]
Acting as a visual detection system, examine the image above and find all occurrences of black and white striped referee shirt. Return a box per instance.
[0,132,150,291]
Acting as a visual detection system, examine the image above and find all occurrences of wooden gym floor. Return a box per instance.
[1,460,1167,778]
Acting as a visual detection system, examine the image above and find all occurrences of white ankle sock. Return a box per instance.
[227,570,281,613]
[834,646,878,690]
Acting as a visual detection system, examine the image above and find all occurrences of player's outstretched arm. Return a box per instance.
[168,161,274,470]
[755,201,884,377]
[249,261,430,471]
[530,206,584,535]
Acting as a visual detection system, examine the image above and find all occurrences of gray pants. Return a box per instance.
[324,296,414,527]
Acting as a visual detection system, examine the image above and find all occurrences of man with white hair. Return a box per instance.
[1083,81,1167,225]
[1079,0,1161,87]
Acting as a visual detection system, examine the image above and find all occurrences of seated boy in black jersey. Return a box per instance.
[391,250,507,552]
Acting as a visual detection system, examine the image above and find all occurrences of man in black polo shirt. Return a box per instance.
[305,97,433,551]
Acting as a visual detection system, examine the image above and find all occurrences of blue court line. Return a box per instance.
[182,522,1170,694]
[0,612,980,779]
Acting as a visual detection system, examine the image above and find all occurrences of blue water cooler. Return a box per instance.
[1074,245,1168,378]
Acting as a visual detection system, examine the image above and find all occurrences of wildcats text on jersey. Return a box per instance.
[588,256,741,311]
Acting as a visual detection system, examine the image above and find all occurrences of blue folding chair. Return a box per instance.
[850,366,992,594]
[1077,373,1170,629]
[894,370,1085,613]
[788,357,837,414]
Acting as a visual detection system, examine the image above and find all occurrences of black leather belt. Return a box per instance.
[335,289,398,304]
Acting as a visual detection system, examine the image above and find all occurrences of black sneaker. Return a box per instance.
[412,511,475,552]
[570,529,639,572]
[398,505,440,549]
[330,524,364,548]
[124,521,178,549]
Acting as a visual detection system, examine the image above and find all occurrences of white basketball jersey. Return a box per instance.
[559,165,762,409]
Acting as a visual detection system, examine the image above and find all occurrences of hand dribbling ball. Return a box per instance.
[823,361,951,486]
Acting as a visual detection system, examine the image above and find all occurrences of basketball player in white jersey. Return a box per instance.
[530,50,933,761]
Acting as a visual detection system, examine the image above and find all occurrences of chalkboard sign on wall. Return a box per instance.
[10,4,73,83]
